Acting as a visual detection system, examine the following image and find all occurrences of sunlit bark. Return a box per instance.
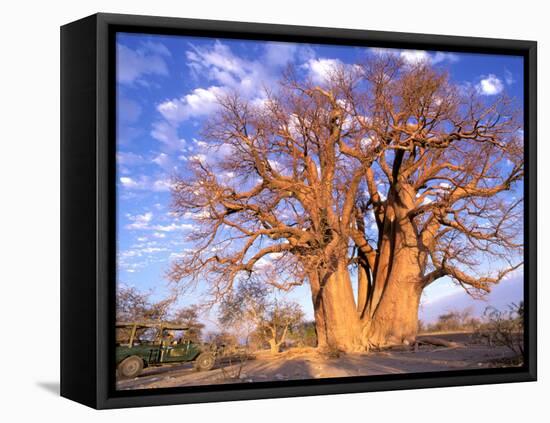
[169,56,524,350]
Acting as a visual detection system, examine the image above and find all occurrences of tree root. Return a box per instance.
[416,336,462,348]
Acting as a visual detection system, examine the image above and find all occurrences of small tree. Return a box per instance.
[263,301,305,353]
[430,307,475,332]
[205,331,239,351]
[116,285,175,342]
[116,285,174,322]
[435,311,461,331]
[288,321,318,347]
[219,280,304,353]
[482,302,524,357]
[173,305,205,343]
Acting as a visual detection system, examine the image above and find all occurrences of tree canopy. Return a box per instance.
[168,55,524,350]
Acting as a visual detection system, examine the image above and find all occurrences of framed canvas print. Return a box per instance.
[60,13,537,409]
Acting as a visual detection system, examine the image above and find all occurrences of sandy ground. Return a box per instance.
[116,333,519,390]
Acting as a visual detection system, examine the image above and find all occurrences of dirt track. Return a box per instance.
[116,333,519,390]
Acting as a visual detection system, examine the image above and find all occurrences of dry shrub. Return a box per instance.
[476,302,524,360]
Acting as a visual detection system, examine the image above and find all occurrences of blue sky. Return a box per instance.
[116,32,524,325]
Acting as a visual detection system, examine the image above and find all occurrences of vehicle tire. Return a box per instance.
[117,356,144,379]
[194,352,215,371]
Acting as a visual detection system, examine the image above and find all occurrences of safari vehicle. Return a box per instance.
[116,321,216,379]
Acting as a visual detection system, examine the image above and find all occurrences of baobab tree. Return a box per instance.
[169,54,524,351]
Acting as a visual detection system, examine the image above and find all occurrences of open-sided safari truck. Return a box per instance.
[116,322,216,379]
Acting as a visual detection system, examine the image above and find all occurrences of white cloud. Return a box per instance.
[151,39,310,144]
[268,159,288,175]
[431,52,460,65]
[400,50,431,65]
[189,153,207,163]
[169,252,188,260]
[183,210,210,219]
[140,247,168,254]
[119,176,139,189]
[117,240,170,273]
[371,48,459,67]
[158,39,310,128]
[150,121,186,151]
[187,41,247,79]
[369,47,393,56]
[194,139,208,148]
[222,171,235,180]
[117,42,170,85]
[360,136,374,150]
[125,212,194,233]
[302,58,342,84]
[152,152,169,166]
[254,256,273,269]
[184,87,222,112]
[184,137,237,167]
[263,42,298,66]
[151,152,175,171]
[118,175,173,192]
[117,152,144,166]
[152,179,172,192]
[157,86,224,125]
[254,251,286,270]
[185,41,272,97]
[126,212,153,230]
[476,74,504,96]
[152,223,195,232]
[140,41,171,57]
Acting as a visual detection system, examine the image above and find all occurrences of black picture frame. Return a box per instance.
[60,12,537,409]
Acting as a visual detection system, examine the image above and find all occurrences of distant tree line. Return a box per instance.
[419,307,480,333]
[420,303,524,338]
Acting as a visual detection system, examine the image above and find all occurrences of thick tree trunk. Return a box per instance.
[367,255,423,346]
[310,259,363,352]
[309,183,426,350]
[268,339,280,354]
[368,282,422,346]
[365,183,424,347]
